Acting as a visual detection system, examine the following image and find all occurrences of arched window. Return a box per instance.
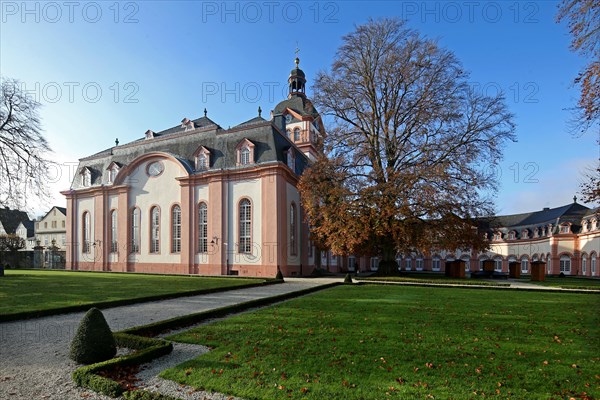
[592,254,597,276]
[582,255,587,274]
[494,256,503,272]
[286,129,291,139]
[290,203,297,256]
[131,208,140,253]
[559,255,571,274]
[150,207,160,253]
[240,147,250,165]
[416,256,424,271]
[547,253,552,273]
[171,205,181,253]
[521,256,529,273]
[82,212,90,253]
[293,127,300,141]
[239,199,252,253]
[461,255,470,271]
[198,202,208,253]
[432,256,441,271]
[110,210,118,253]
[348,255,356,271]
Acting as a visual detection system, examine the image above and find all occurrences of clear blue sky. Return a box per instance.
[1,0,598,217]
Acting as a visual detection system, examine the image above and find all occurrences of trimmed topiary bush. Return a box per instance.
[344,273,353,284]
[70,308,116,364]
[275,267,284,281]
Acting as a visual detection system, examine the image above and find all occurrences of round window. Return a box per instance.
[147,161,164,177]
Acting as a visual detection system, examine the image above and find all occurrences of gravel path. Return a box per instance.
[0,279,336,400]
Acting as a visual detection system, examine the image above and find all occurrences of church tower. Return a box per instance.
[273,57,325,162]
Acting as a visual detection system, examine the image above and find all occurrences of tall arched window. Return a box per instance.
[521,256,529,273]
[198,202,208,253]
[582,255,587,274]
[432,256,441,271]
[592,254,597,276]
[239,199,251,253]
[110,210,118,253]
[82,212,90,253]
[290,203,297,256]
[150,207,160,253]
[559,255,571,274]
[171,205,181,253]
[131,207,140,253]
[293,127,300,141]
[494,256,503,272]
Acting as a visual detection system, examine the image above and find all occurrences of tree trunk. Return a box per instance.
[375,244,400,276]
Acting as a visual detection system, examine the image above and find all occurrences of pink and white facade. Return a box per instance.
[323,201,600,277]
[63,62,325,277]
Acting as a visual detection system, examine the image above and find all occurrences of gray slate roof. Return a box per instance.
[273,95,320,119]
[0,208,31,235]
[71,115,308,189]
[483,202,592,236]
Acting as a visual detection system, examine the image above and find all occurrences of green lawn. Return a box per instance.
[0,270,265,316]
[163,285,600,399]
[519,277,600,291]
[358,274,510,287]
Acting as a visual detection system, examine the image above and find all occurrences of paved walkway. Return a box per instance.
[0,278,337,400]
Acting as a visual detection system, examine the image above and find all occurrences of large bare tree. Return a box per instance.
[556,0,600,203]
[298,18,516,274]
[0,77,53,209]
[557,0,600,132]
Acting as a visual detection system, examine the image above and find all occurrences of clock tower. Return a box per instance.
[272,57,325,162]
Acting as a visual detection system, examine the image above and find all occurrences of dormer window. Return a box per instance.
[236,138,255,166]
[508,231,516,240]
[80,168,91,187]
[560,224,570,234]
[193,146,211,171]
[592,219,598,230]
[286,148,296,172]
[181,118,194,132]
[241,147,250,165]
[106,162,121,184]
[585,220,591,232]
[493,232,502,241]
[145,129,155,140]
[521,229,529,239]
[197,153,207,170]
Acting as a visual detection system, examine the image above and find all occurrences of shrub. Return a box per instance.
[70,308,116,364]
[275,267,284,281]
[344,273,353,284]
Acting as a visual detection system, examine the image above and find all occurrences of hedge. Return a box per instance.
[72,333,173,397]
